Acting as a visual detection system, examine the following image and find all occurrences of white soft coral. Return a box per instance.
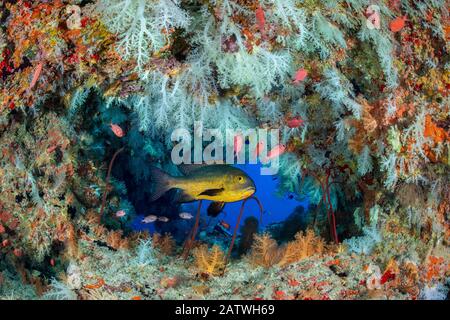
[99,0,190,68]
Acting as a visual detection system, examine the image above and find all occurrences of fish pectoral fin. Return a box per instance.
[198,188,224,197]
[207,201,226,217]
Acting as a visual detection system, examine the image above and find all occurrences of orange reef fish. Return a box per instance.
[115,210,126,218]
[293,68,308,84]
[110,123,124,138]
[286,116,304,128]
[29,61,43,90]
[255,6,266,39]
[84,278,105,290]
[13,248,22,257]
[234,134,244,155]
[266,144,286,160]
[142,214,157,224]
[219,220,230,230]
[390,16,407,32]
[179,212,194,220]
[47,145,58,153]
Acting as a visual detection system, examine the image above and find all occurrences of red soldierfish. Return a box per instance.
[110,123,125,138]
[293,68,308,84]
[255,6,266,39]
[47,145,58,153]
[286,116,304,128]
[266,144,286,160]
[115,210,126,218]
[219,220,230,230]
[29,62,43,90]
[390,16,407,32]
[234,134,244,155]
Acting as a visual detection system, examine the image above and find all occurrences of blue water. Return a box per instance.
[131,162,308,234]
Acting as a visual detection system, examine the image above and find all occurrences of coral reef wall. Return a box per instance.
[0,0,448,300]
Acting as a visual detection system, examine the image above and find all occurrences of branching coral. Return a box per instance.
[248,230,328,268]
[132,239,156,267]
[278,229,327,266]
[152,233,176,256]
[0,112,77,262]
[1,1,128,113]
[193,244,226,276]
[248,233,282,268]
[98,0,190,68]
[43,279,78,300]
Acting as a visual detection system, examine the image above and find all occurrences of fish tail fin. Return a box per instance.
[149,166,175,202]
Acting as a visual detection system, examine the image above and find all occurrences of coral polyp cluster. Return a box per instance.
[0,0,449,300]
[0,112,75,262]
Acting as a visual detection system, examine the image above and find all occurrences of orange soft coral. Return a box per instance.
[152,233,176,256]
[423,256,448,283]
[193,244,226,276]
[105,230,129,250]
[278,230,327,267]
[248,230,327,268]
[424,115,448,144]
[423,114,449,162]
[248,233,282,268]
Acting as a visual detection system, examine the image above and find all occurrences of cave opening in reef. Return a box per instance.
[68,89,367,252]
[1,0,448,301]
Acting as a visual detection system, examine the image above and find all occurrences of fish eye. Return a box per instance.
[237,176,244,184]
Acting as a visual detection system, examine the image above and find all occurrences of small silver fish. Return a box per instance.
[142,215,157,224]
[179,212,194,220]
[158,216,170,223]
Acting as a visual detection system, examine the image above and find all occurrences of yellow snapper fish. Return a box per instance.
[149,164,256,203]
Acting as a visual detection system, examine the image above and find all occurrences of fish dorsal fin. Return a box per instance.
[178,163,214,176]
